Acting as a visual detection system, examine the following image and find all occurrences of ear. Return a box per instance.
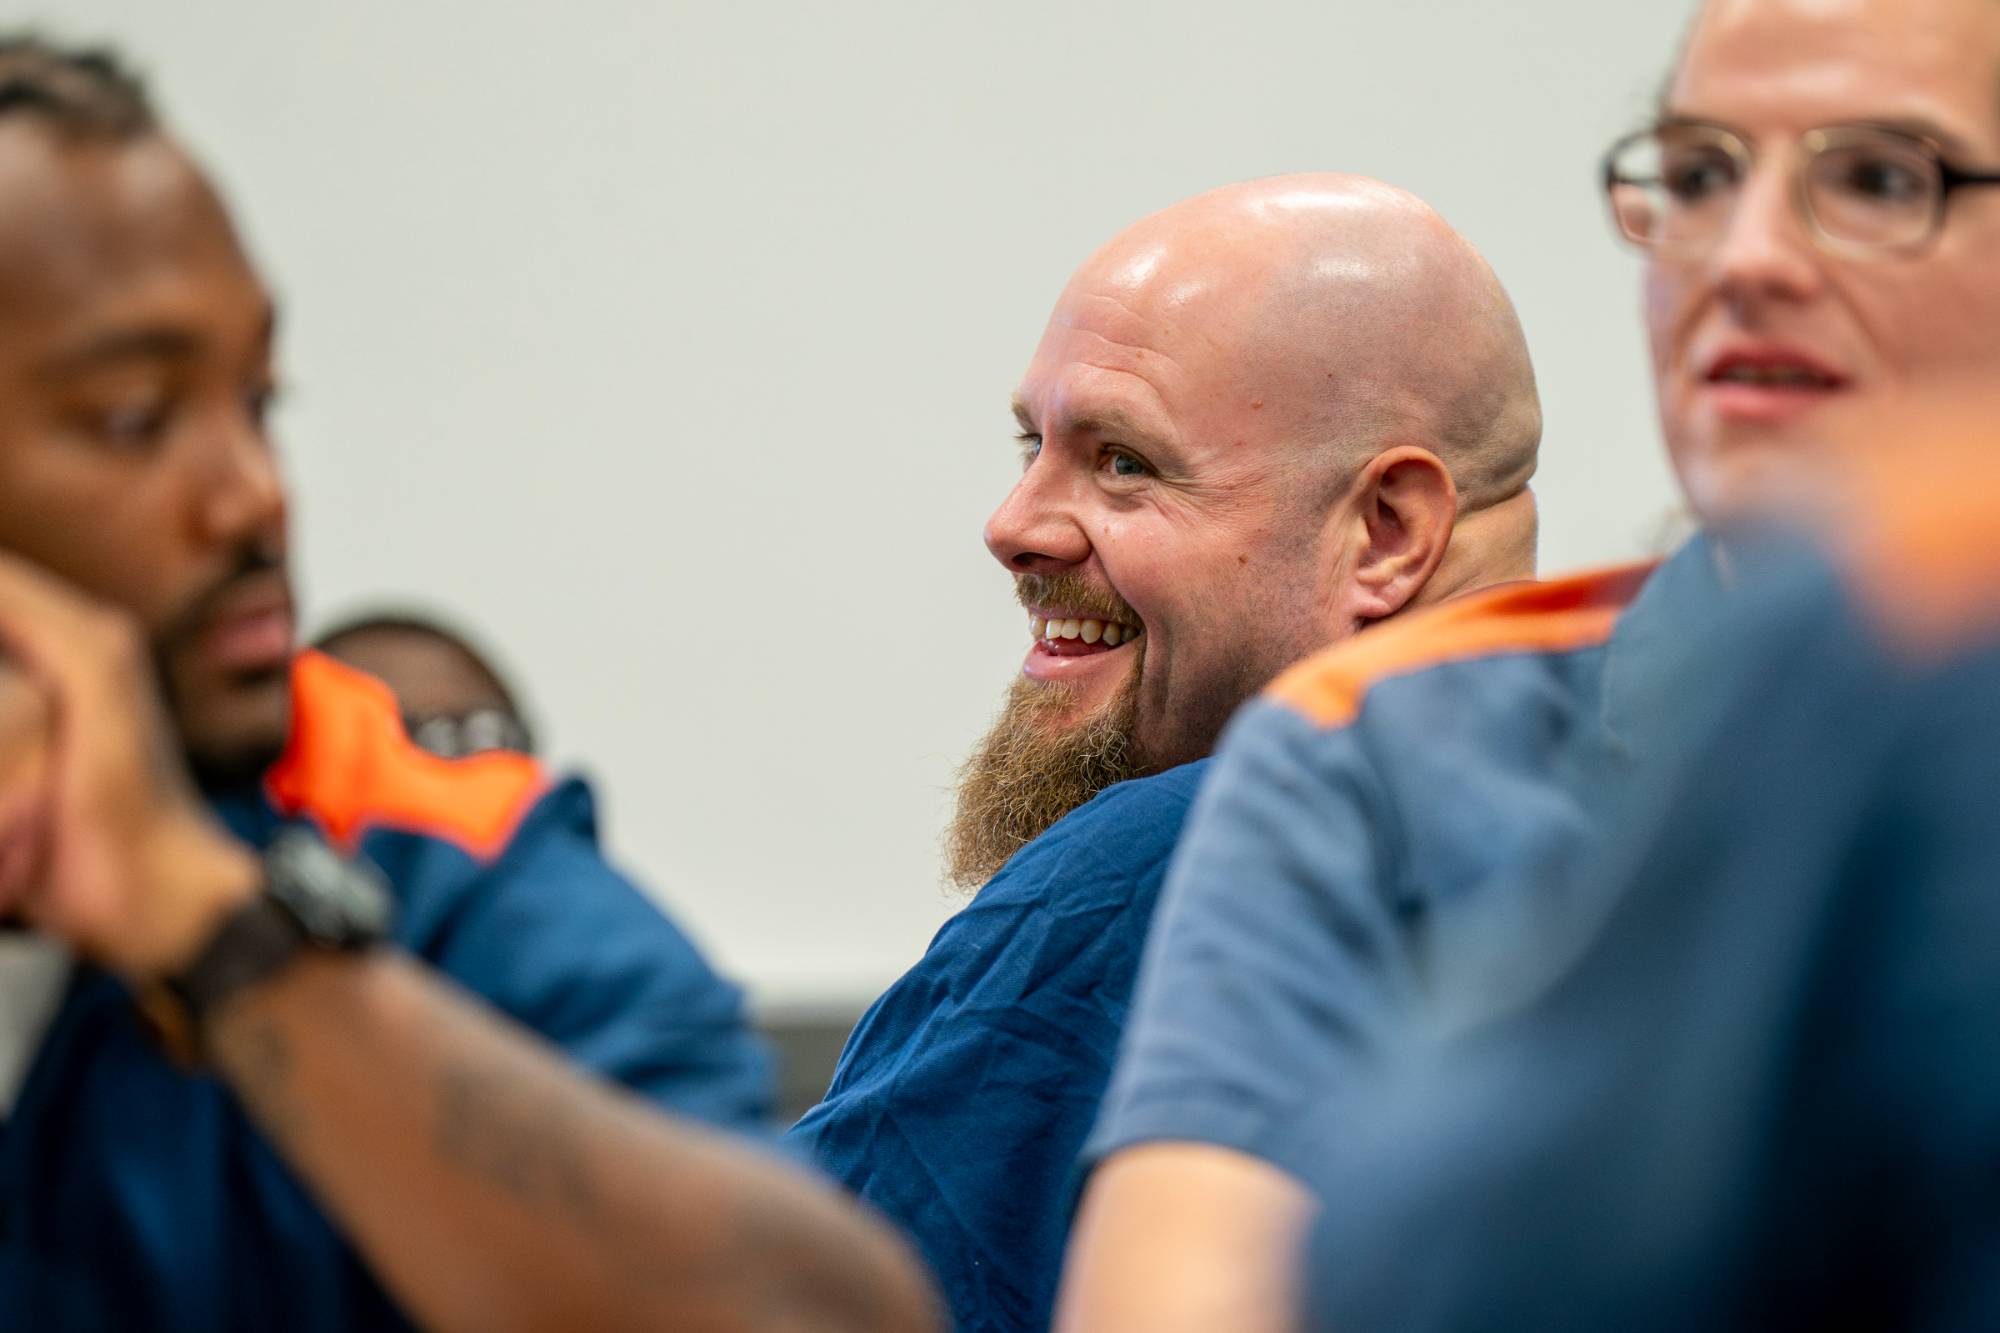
[1341,446,1457,624]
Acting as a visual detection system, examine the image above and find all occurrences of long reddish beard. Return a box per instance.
[942,668,1143,892]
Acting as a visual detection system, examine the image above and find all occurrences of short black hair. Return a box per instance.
[314,610,537,750]
[0,33,155,140]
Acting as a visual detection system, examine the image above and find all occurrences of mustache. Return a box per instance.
[1013,572,1137,625]
[157,542,289,653]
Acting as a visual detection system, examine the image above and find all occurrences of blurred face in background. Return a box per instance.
[1642,0,2000,521]
[317,622,535,759]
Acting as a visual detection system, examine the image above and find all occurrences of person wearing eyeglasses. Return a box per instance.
[315,612,538,760]
[1053,2,2000,1330]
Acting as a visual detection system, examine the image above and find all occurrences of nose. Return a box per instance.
[983,459,1091,574]
[1707,156,1823,311]
[191,411,287,551]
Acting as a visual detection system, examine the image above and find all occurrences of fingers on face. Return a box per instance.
[0,551,149,699]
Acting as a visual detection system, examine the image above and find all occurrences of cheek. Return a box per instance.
[1642,264,1687,377]
[1097,540,1209,675]
[1863,272,1999,388]
[1135,540,1295,676]
[0,447,190,629]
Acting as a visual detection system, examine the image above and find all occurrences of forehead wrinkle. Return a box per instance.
[1067,265,1234,347]
[1059,288,1185,348]
[1039,361,1183,449]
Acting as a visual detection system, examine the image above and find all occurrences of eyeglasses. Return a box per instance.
[408,708,534,759]
[1601,120,2000,258]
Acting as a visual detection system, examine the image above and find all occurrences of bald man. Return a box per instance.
[785,174,1541,1333]
[1061,2,2000,1330]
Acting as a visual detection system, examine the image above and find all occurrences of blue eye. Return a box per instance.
[1110,453,1147,477]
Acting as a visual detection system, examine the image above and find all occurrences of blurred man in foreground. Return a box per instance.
[789,173,1544,1332]
[0,37,935,1333]
[1060,1,2000,1328]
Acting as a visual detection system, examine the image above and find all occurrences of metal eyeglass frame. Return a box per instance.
[1600,119,2000,259]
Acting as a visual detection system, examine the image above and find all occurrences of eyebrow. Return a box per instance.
[1656,110,1983,161]
[1850,117,1982,160]
[40,326,200,379]
[38,301,281,380]
[1008,396,1169,447]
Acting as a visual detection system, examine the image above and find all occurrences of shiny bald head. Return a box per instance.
[1058,173,1542,515]
[958,174,1543,887]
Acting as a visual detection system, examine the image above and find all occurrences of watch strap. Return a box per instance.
[136,830,392,1066]
[166,893,310,1024]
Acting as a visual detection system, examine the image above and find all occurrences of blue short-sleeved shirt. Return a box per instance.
[0,652,773,1332]
[1304,536,2000,1332]
[1087,540,1728,1184]
[788,759,1211,1333]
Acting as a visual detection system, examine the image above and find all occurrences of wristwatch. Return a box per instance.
[137,828,394,1065]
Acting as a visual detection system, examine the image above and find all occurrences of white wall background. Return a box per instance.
[24,0,1689,1007]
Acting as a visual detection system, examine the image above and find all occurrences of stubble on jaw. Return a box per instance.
[941,669,1143,893]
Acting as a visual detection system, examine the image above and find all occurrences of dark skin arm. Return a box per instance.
[206,948,936,1333]
[0,554,940,1333]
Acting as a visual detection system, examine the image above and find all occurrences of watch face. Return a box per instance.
[268,830,394,946]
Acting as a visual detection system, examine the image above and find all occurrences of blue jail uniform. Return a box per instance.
[1305,533,2000,1332]
[1086,540,1727,1188]
[0,651,772,1331]
[790,760,1211,1333]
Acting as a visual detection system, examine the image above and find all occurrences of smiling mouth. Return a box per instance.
[1028,613,1143,657]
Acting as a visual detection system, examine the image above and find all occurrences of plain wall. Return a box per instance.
[31,0,1691,1007]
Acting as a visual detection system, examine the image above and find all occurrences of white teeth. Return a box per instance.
[1032,614,1140,646]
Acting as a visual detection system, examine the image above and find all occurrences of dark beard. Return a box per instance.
[155,653,290,797]
[942,670,1144,892]
[185,728,288,796]
[153,542,294,796]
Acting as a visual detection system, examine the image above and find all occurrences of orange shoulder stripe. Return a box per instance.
[263,651,550,862]
[1268,562,1659,729]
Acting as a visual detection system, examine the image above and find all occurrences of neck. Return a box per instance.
[1412,486,1538,609]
